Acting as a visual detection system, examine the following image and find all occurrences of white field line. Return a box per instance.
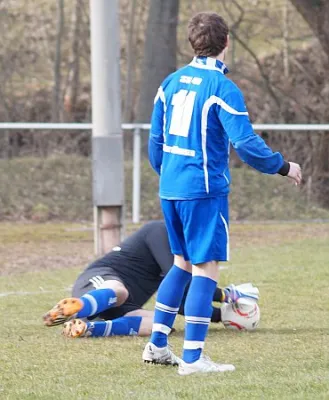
[0,287,71,298]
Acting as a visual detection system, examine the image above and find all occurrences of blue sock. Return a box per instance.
[86,316,142,337]
[150,265,192,348]
[183,276,217,363]
[77,288,117,318]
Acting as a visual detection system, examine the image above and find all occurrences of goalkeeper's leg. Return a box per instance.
[62,310,154,338]
[61,308,177,338]
[43,279,128,326]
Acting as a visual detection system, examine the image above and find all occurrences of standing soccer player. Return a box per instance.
[143,12,302,375]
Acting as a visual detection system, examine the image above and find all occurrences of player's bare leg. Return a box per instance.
[43,280,128,326]
[124,309,154,336]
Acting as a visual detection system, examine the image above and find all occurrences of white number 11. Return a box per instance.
[169,89,196,137]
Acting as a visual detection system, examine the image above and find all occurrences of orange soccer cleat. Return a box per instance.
[62,319,88,338]
[43,297,84,326]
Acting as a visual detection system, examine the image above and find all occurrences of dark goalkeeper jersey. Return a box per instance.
[82,221,174,306]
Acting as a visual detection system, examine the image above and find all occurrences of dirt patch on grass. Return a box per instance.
[1,221,328,276]
[0,239,94,276]
[0,222,94,275]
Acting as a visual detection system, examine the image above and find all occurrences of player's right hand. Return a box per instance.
[287,162,302,185]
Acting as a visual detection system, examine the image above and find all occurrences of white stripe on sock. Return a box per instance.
[103,320,113,337]
[155,301,179,313]
[185,320,210,325]
[81,293,98,316]
[155,306,177,315]
[185,316,211,323]
[152,323,171,335]
[183,340,205,350]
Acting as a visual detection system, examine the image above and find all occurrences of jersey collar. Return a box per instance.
[189,56,229,75]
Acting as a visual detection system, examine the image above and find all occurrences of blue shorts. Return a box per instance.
[161,196,229,265]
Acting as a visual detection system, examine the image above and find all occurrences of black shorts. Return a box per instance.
[72,268,141,321]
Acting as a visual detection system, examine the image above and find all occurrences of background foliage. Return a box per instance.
[0,0,328,219]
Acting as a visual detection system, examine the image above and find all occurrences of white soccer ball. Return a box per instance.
[221,298,260,331]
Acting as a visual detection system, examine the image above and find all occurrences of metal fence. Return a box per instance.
[1,122,329,223]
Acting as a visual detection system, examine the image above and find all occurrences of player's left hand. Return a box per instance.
[287,162,302,185]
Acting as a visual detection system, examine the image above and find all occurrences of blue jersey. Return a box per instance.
[149,56,285,199]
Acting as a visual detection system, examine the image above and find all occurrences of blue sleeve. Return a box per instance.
[218,84,284,174]
[148,87,165,175]
[234,135,284,174]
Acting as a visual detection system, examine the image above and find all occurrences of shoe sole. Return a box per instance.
[178,366,235,375]
[43,298,83,326]
[62,318,87,338]
[230,293,259,303]
[143,359,179,366]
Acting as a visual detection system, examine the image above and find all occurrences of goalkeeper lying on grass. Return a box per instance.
[43,221,259,338]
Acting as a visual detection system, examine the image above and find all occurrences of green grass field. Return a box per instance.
[1,222,329,400]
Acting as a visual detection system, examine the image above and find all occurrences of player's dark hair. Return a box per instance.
[188,12,229,57]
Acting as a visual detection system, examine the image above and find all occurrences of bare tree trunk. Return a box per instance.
[1,130,10,159]
[123,0,138,123]
[282,0,290,78]
[52,0,65,122]
[223,0,281,108]
[64,0,81,119]
[136,0,179,123]
[289,0,329,59]
[290,0,329,206]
